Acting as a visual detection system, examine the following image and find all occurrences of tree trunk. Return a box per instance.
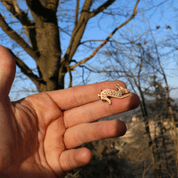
[26,0,64,91]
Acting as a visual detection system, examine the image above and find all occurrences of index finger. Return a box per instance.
[47,81,127,110]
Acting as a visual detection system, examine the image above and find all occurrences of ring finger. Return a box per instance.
[64,119,126,149]
[63,93,139,128]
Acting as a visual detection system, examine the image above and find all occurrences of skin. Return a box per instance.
[0,46,139,178]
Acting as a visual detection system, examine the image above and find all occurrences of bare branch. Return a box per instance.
[89,0,115,18]
[13,0,22,14]
[7,48,44,88]
[61,0,93,64]
[0,13,39,60]
[26,0,58,21]
[75,0,80,25]
[2,1,30,25]
[2,0,38,50]
[70,0,140,70]
[80,39,106,44]
[62,0,116,67]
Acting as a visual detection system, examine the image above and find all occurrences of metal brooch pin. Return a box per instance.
[98,84,130,105]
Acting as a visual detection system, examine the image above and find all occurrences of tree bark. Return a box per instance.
[0,0,140,91]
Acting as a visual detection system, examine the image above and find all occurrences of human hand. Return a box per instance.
[0,46,139,178]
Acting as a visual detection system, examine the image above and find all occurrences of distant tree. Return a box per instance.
[94,23,178,177]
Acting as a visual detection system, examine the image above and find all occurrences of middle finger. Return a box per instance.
[63,93,139,128]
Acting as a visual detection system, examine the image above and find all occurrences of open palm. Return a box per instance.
[0,46,139,178]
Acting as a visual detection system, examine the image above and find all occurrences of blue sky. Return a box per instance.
[0,0,177,100]
[68,0,178,98]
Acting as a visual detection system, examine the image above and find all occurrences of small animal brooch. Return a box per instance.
[98,84,130,105]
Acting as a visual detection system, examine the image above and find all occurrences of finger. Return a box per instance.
[47,81,127,110]
[64,119,126,149]
[59,147,92,172]
[0,46,16,96]
[64,93,139,128]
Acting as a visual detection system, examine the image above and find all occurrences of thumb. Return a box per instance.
[0,45,16,96]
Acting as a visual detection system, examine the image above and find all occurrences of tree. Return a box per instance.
[0,0,140,92]
[94,20,178,176]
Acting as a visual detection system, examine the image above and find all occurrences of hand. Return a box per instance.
[0,46,139,178]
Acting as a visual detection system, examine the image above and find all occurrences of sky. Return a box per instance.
[69,0,178,99]
[0,0,178,100]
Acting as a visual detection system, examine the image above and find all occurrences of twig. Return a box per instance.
[70,0,140,70]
